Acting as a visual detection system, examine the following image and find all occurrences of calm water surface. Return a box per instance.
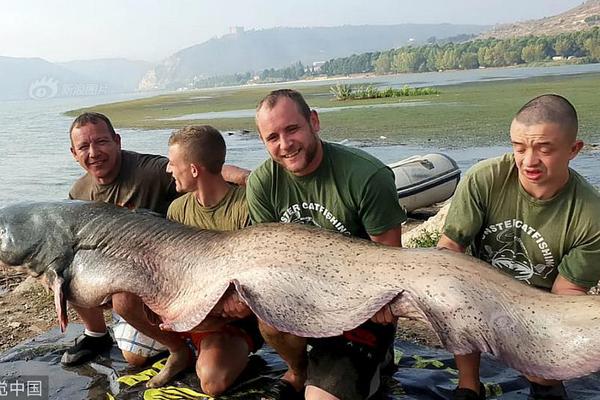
[1,65,598,207]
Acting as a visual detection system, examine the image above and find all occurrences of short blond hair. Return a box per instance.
[168,125,225,174]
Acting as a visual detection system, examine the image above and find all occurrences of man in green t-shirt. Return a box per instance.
[247,89,407,400]
[438,94,600,400]
[165,125,262,397]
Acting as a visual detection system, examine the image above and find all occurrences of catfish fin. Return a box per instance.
[44,268,68,332]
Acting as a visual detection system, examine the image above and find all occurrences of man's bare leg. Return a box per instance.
[305,386,340,400]
[121,351,149,367]
[61,304,113,366]
[455,353,482,393]
[111,292,192,388]
[71,304,107,332]
[195,332,250,396]
[258,321,307,392]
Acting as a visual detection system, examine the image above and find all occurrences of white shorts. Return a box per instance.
[112,312,168,358]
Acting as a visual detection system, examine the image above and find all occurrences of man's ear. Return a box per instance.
[191,163,200,178]
[309,110,320,134]
[569,139,584,160]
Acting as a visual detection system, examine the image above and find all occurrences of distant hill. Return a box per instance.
[0,57,153,101]
[480,0,600,39]
[0,56,84,101]
[139,24,489,90]
[59,58,152,93]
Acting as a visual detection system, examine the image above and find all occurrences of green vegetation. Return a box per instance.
[181,28,600,89]
[329,84,440,100]
[65,72,600,147]
[584,15,600,25]
[407,230,442,248]
[322,28,600,76]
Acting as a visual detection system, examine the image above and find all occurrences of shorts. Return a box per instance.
[306,321,396,400]
[184,316,264,354]
[112,312,168,358]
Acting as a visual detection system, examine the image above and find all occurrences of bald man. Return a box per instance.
[438,94,600,400]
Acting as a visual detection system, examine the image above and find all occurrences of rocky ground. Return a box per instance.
[0,206,447,353]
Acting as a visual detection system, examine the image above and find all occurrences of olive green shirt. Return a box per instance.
[444,153,600,290]
[69,150,177,215]
[167,185,250,230]
[247,141,406,239]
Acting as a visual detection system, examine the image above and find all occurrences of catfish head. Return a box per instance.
[0,202,76,275]
[0,202,78,331]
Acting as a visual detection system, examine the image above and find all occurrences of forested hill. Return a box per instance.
[481,0,600,39]
[180,28,600,89]
[138,24,488,90]
[318,28,600,76]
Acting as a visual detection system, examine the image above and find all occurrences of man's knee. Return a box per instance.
[200,378,229,397]
[121,350,149,367]
[195,334,250,396]
[306,385,341,400]
[196,364,234,396]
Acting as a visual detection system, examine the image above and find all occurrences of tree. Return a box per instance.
[583,38,600,61]
[438,48,460,70]
[554,37,574,57]
[460,52,479,69]
[478,46,494,67]
[521,43,546,63]
[374,53,392,74]
[392,50,424,73]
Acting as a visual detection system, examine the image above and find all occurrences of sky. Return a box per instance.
[1,0,586,62]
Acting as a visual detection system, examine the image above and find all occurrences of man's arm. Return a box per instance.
[437,234,466,253]
[369,226,402,247]
[551,275,588,295]
[222,164,250,186]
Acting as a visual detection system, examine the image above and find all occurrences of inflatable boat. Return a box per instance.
[388,153,460,212]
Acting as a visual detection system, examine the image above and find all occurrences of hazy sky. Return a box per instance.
[1,0,585,62]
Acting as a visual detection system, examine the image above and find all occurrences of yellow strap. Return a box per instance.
[143,386,213,399]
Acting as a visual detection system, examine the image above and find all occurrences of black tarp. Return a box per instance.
[1,324,600,399]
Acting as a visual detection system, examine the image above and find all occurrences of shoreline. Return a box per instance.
[61,70,600,147]
[131,61,600,98]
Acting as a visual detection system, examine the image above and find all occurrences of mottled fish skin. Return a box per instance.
[1,200,599,381]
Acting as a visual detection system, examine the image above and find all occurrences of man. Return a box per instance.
[437,94,600,400]
[65,112,246,387]
[165,125,262,396]
[247,89,407,400]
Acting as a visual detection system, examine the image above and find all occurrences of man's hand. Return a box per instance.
[221,292,252,318]
[371,303,397,324]
[437,234,466,253]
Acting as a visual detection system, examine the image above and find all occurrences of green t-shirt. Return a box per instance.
[443,153,600,290]
[69,150,177,215]
[247,141,406,239]
[167,185,250,230]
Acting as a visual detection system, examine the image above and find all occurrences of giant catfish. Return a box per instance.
[0,200,599,381]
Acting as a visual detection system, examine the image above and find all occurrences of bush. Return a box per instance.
[329,83,353,100]
[329,84,439,101]
[408,230,441,248]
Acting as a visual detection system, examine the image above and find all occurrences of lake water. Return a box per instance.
[0,64,598,207]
